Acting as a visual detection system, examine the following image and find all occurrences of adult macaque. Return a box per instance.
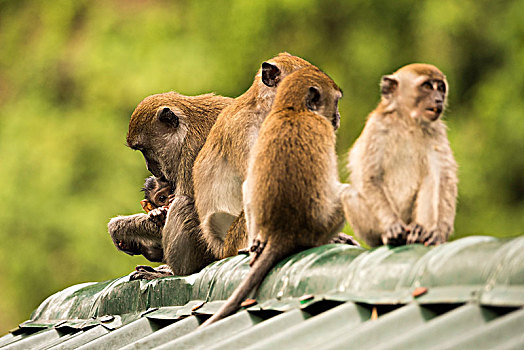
[203,67,346,326]
[109,91,233,277]
[193,53,322,259]
[342,64,458,247]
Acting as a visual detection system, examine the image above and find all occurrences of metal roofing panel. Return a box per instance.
[153,310,263,349]
[48,325,110,349]
[119,316,200,350]
[317,303,439,350]
[76,317,162,350]
[243,301,370,350]
[207,308,310,350]
[2,328,62,350]
[373,303,498,350]
[430,307,524,350]
[2,236,523,349]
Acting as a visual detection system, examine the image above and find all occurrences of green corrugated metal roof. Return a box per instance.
[1,235,523,349]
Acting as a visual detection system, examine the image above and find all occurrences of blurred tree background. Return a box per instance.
[0,0,523,333]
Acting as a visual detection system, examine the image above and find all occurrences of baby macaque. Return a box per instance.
[110,176,174,262]
[140,175,173,213]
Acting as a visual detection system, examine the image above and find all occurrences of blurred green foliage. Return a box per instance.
[0,0,523,333]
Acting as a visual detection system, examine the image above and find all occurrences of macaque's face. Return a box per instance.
[140,183,173,213]
[412,75,447,122]
[383,64,448,123]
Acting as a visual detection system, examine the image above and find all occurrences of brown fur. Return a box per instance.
[342,63,458,246]
[109,91,233,276]
[193,53,322,260]
[202,66,346,326]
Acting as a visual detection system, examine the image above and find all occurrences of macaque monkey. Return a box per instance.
[202,66,346,326]
[193,53,326,259]
[109,91,233,277]
[140,175,173,213]
[109,176,173,262]
[342,63,458,247]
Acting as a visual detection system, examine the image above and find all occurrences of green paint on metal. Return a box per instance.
[481,236,524,306]
[76,317,163,350]
[335,243,428,303]
[192,254,250,301]
[257,244,366,300]
[50,326,110,350]
[19,236,524,330]
[154,311,263,350]
[319,303,439,350]
[373,303,499,350]
[119,317,201,350]
[246,302,370,350]
[208,308,310,350]
[430,307,524,350]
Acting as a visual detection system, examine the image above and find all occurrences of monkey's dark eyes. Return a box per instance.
[158,195,167,203]
[437,81,446,93]
[421,81,433,90]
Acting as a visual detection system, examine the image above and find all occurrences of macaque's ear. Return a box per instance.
[261,62,281,87]
[306,86,321,111]
[380,75,398,98]
[157,107,179,128]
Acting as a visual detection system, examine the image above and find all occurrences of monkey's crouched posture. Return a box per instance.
[108,91,233,278]
[202,66,346,326]
[342,64,458,247]
[193,52,329,261]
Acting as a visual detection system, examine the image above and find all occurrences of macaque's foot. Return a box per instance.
[129,264,174,280]
[382,222,408,246]
[420,229,446,246]
[406,224,446,246]
[148,206,168,228]
[406,223,426,244]
[249,238,267,266]
[329,232,361,246]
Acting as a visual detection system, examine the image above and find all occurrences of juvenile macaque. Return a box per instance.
[202,66,346,326]
[342,63,458,247]
[140,175,173,213]
[109,91,232,277]
[109,176,173,262]
[193,53,322,259]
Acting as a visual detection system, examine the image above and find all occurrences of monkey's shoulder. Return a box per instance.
[264,109,333,133]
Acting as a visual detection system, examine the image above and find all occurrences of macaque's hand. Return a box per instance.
[148,206,168,228]
[406,223,426,244]
[407,224,447,246]
[140,199,154,213]
[382,221,408,246]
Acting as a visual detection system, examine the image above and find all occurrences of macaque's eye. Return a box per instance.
[158,195,167,203]
[421,81,433,90]
[436,81,446,93]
